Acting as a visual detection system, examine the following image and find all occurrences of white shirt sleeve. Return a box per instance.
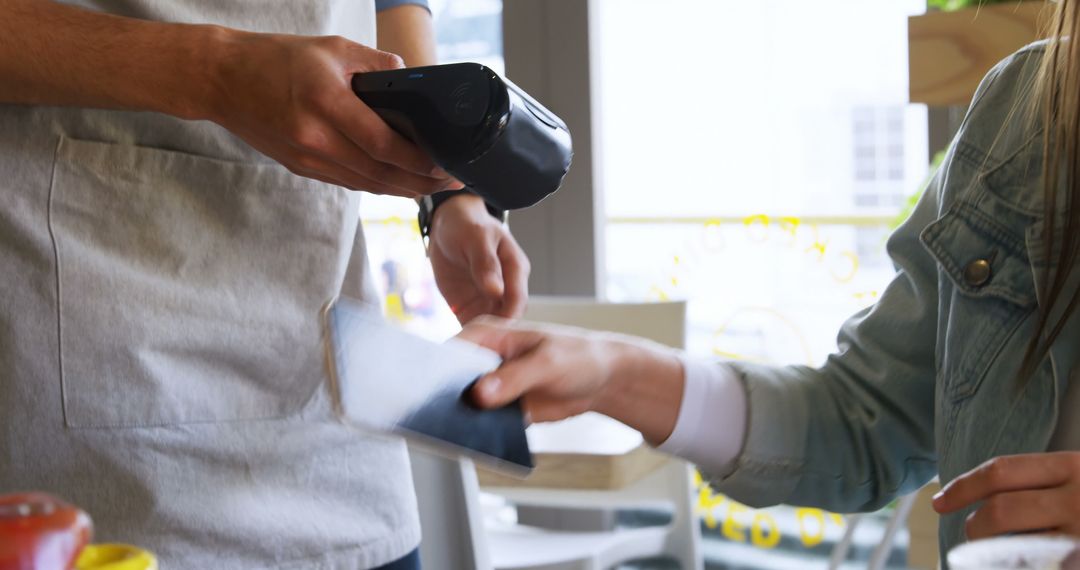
[656,357,747,476]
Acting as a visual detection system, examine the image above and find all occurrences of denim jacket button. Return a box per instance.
[964,258,992,287]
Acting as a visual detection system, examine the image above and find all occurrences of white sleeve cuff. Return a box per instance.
[656,357,747,476]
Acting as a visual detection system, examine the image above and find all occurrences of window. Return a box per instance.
[431,0,504,73]
[595,0,927,565]
[853,106,909,208]
[361,0,504,341]
[364,1,931,565]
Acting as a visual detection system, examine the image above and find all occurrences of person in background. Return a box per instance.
[460,0,1080,561]
[0,0,527,568]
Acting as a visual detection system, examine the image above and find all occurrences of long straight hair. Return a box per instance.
[1019,0,1080,381]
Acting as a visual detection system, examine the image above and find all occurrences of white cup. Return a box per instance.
[948,536,1080,570]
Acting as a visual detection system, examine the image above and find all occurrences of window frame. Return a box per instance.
[501,0,605,296]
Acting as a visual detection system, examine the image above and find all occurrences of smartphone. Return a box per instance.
[321,296,533,477]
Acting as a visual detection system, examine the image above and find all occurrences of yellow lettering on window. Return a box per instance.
[722,502,749,543]
[796,508,827,548]
[751,512,781,549]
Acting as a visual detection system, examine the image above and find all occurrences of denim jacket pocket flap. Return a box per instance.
[921,201,1038,402]
[920,201,1036,309]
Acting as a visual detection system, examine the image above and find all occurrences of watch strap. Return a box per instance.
[418,188,506,240]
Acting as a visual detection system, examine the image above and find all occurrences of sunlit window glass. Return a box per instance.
[596,0,928,565]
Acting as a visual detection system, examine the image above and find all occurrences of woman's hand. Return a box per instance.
[458,317,621,421]
[933,452,1080,539]
[457,317,685,444]
[428,195,529,324]
[208,31,462,197]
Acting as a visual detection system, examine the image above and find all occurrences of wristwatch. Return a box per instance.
[417,188,507,241]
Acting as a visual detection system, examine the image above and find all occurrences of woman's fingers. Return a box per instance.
[455,316,510,347]
[963,488,1072,540]
[934,453,1079,514]
[520,396,591,424]
[471,348,552,410]
[450,297,488,326]
[930,453,1080,541]
[457,319,615,422]
[457,317,545,359]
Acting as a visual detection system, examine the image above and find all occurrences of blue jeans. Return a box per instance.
[372,549,420,570]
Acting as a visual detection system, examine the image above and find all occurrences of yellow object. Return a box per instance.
[76,544,158,570]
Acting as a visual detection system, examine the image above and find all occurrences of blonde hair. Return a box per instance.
[1020,0,1080,381]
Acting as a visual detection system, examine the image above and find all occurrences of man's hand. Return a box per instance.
[209,32,461,197]
[428,194,529,324]
[374,5,532,323]
[0,1,459,197]
[934,452,1080,540]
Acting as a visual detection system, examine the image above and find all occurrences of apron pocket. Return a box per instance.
[48,136,357,428]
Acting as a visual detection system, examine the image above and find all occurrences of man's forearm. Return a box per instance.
[0,0,222,119]
[377,4,445,208]
[376,5,437,67]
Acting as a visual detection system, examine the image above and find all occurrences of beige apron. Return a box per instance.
[0,1,420,567]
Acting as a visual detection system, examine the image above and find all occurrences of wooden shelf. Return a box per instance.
[478,444,669,491]
[476,412,669,491]
[909,1,1051,106]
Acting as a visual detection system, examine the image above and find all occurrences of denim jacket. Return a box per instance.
[706,42,1072,558]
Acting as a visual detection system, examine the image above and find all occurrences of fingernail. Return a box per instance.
[932,491,944,502]
[482,376,502,400]
[431,166,451,178]
[523,411,533,426]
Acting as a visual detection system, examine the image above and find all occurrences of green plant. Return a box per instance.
[927,0,1027,11]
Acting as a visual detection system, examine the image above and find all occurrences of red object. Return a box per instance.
[0,493,92,570]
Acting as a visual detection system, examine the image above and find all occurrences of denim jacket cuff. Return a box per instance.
[700,361,808,507]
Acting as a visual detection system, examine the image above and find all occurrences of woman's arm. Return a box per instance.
[0,0,457,197]
[461,168,947,513]
[460,321,686,444]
